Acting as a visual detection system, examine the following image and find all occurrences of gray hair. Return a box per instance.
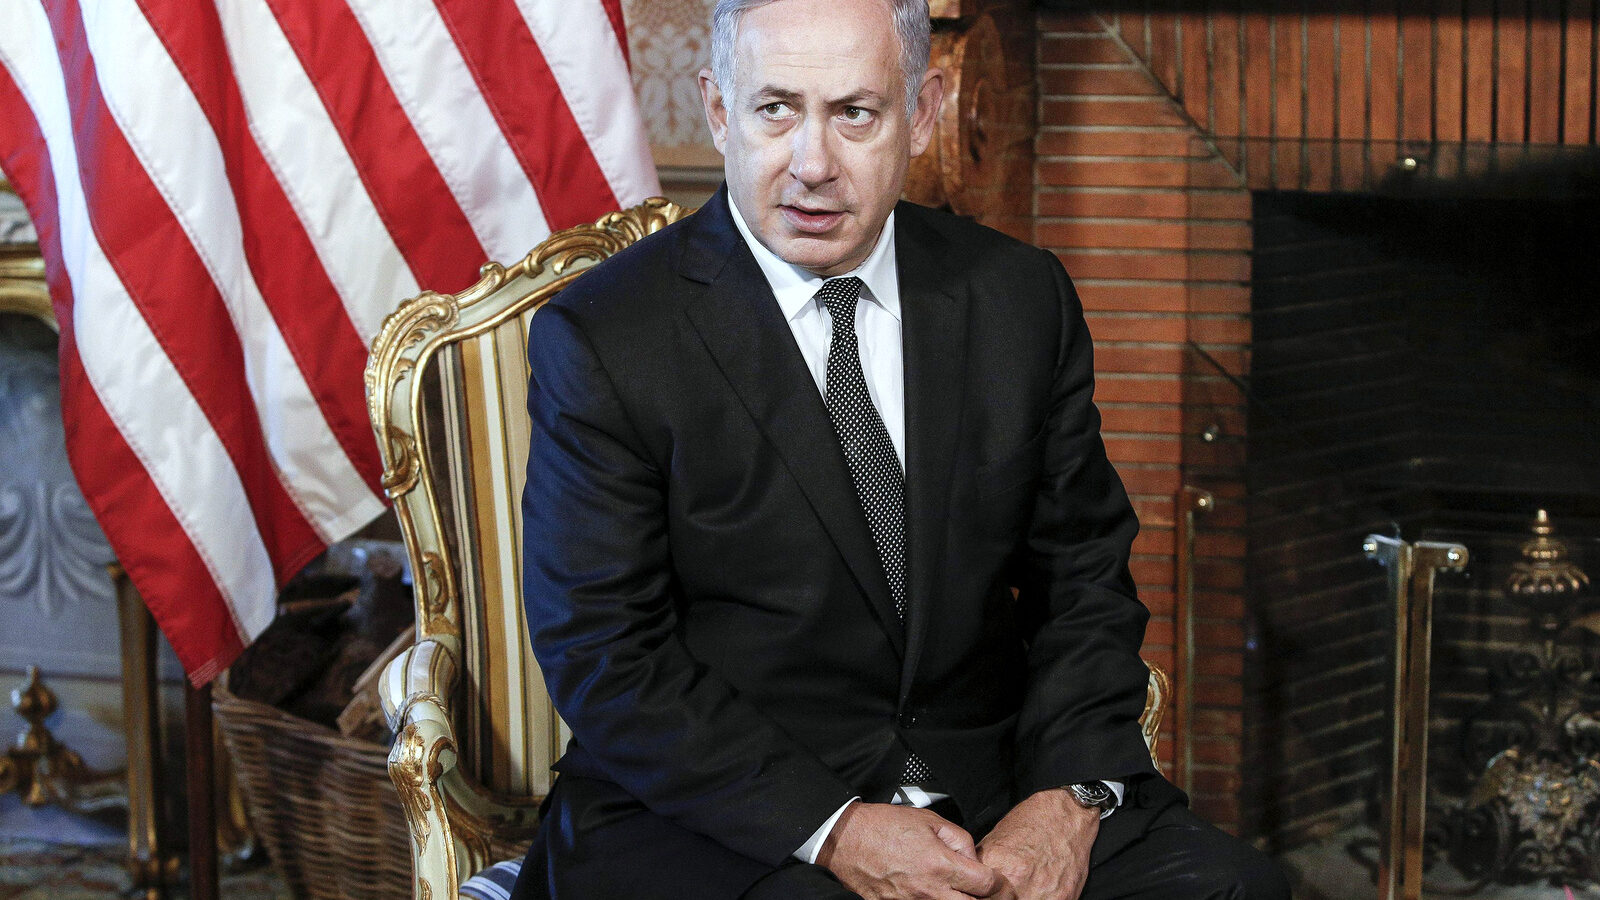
[709,0,931,118]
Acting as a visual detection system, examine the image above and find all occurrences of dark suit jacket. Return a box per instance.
[513,188,1178,900]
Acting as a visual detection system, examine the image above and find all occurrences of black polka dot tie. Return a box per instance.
[818,277,907,620]
[816,277,929,787]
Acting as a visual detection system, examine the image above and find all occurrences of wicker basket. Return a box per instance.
[214,682,412,899]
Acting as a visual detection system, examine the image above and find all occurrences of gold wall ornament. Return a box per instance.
[0,242,55,329]
[904,3,1036,230]
[3,666,123,809]
[0,178,50,325]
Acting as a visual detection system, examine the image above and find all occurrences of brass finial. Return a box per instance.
[1506,510,1590,599]
[3,667,109,809]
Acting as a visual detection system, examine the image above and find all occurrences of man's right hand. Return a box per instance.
[814,802,1017,900]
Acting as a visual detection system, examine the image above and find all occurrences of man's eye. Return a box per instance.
[761,103,788,116]
[841,106,870,122]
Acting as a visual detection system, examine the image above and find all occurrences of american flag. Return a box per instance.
[0,0,659,684]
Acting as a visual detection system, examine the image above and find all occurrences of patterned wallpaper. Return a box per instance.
[624,0,722,169]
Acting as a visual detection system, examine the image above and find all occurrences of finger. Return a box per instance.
[954,873,1018,900]
[938,886,1015,900]
[932,819,978,859]
[965,872,1020,900]
[943,852,1009,898]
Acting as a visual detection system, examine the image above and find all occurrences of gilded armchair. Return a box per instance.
[365,199,1170,900]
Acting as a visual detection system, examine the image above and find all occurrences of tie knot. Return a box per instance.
[816,276,865,326]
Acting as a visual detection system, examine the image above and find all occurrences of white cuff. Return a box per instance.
[1100,780,1125,819]
[794,797,859,864]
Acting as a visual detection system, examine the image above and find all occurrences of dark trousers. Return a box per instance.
[740,802,1291,900]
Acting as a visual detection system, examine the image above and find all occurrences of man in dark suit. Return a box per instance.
[512,0,1289,898]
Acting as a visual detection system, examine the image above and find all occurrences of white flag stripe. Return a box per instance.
[343,0,552,263]
[79,0,385,540]
[0,4,270,639]
[516,0,659,208]
[215,0,420,343]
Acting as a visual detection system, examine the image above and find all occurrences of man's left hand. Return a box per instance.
[975,788,1099,900]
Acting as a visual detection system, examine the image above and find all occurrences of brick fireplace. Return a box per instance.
[1031,2,1600,844]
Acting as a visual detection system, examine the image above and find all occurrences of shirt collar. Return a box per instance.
[729,195,901,324]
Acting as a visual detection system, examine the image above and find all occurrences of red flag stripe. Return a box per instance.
[42,0,328,579]
[206,0,419,345]
[0,53,67,321]
[434,0,622,231]
[599,0,629,67]
[64,350,252,682]
[511,0,659,212]
[342,0,552,263]
[133,0,385,496]
[259,0,490,295]
[0,53,251,682]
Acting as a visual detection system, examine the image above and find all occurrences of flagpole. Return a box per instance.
[184,680,219,900]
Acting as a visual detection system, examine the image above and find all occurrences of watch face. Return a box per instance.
[1070,782,1114,809]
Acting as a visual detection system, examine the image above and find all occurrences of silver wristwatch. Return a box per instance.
[1066,781,1117,812]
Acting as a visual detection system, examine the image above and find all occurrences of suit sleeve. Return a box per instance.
[1009,249,1157,797]
[521,303,857,866]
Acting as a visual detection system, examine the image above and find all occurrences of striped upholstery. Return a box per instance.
[369,200,696,900]
[413,205,693,799]
[441,315,568,797]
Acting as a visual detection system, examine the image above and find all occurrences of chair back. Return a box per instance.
[367,198,694,856]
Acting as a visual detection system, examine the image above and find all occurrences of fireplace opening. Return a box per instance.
[1241,190,1600,885]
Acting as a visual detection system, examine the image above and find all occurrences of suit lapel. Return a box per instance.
[678,191,906,655]
[895,205,970,700]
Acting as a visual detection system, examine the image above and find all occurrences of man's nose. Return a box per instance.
[788,119,836,187]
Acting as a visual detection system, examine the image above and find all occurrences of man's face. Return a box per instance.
[700,0,942,277]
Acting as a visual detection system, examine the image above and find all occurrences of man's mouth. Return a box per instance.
[780,205,844,234]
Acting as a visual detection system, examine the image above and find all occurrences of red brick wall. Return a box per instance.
[1034,10,1252,833]
[1080,4,1600,189]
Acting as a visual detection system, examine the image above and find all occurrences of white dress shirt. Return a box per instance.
[728,198,905,466]
[727,198,1121,865]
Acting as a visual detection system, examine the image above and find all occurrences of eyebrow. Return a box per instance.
[750,86,803,105]
[749,85,890,107]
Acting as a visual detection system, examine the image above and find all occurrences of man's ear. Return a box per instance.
[699,68,730,155]
[908,67,945,158]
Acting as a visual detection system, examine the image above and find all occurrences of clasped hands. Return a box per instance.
[815,788,1098,900]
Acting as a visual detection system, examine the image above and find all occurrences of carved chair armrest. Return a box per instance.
[1141,659,1170,765]
[381,636,465,900]
[381,635,462,736]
